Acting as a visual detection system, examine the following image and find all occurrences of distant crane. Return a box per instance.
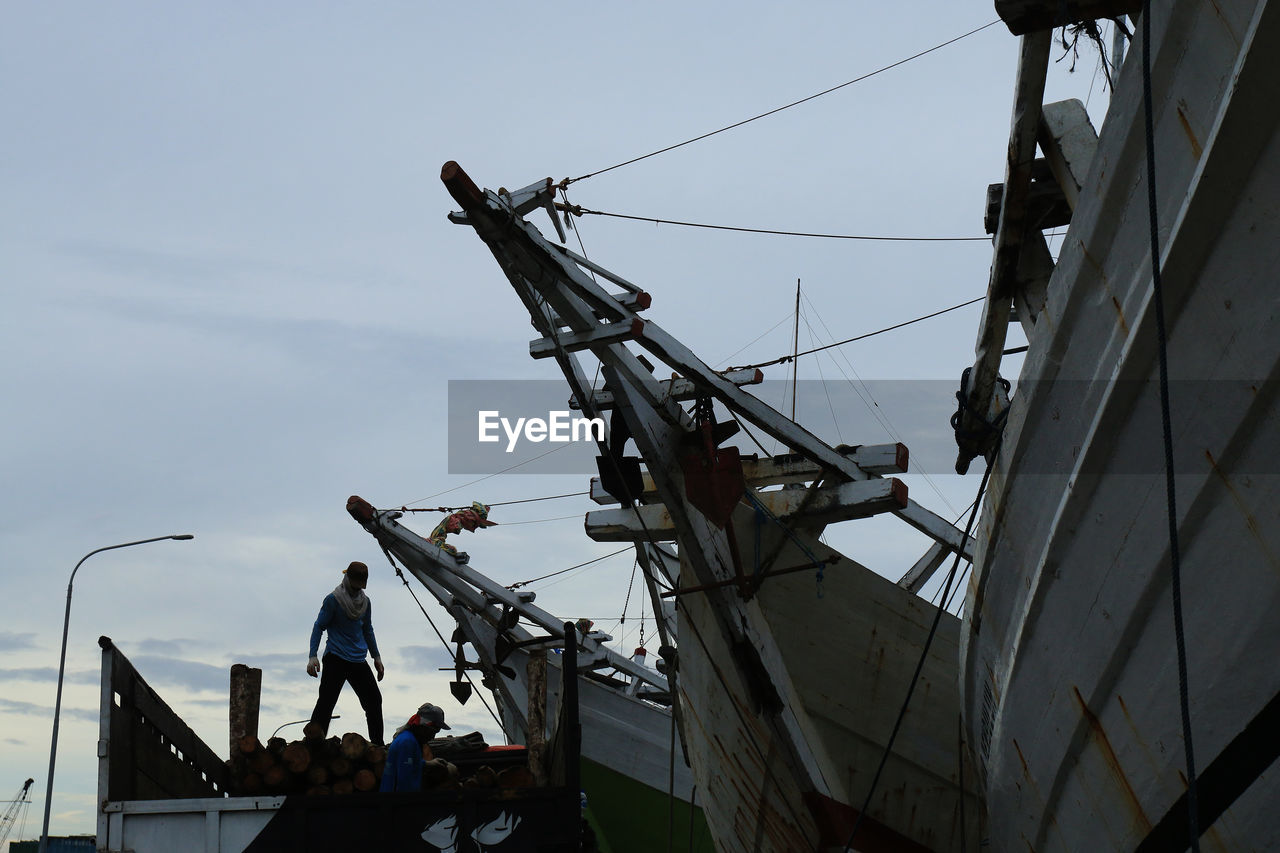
[0,778,35,847]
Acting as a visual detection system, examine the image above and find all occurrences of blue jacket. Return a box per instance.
[380,729,423,792]
[309,594,380,663]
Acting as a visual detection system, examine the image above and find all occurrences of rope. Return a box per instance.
[398,491,589,514]
[730,296,984,371]
[566,20,1001,184]
[401,443,571,507]
[1141,3,1199,847]
[508,546,633,590]
[376,546,504,733]
[841,448,996,852]
[563,206,990,242]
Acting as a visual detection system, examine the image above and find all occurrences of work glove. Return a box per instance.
[374,657,385,681]
[307,656,320,678]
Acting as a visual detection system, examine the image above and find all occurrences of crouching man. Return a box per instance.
[380,702,451,792]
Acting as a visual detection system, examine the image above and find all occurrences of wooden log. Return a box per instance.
[266,737,287,756]
[237,735,263,757]
[263,764,290,790]
[328,757,352,778]
[352,769,377,792]
[305,784,331,797]
[282,741,312,774]
[240,772,264,795]
[527,649,548,786]
[331,778,354,796]
[363,744,387,765]
[340,732,368,761]
[302,721,326,741]
[497,766,535,788]
[229,664,262,761]
[248,750,276,776]
[468,766,497,788]
[422,759,457,789]
[306,765,329,787]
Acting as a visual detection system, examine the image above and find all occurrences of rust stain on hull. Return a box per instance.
[1176,100,1204,159]
[1072,686,1152,832]
[1205,449,1280,574]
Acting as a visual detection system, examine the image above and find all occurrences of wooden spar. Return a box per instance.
[348,501,669,691]
[955,29,1052,474]
[571,368,763,411]
[588,443,907,504]
[897,541,952,593]
[529,318,645,358]
[995,0,1142,35]
[585,478,909,542]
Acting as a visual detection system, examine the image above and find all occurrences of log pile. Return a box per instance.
[226,727,523,796]
[228,731,388,796]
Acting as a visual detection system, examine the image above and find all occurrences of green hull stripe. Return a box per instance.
[580,758,715,853]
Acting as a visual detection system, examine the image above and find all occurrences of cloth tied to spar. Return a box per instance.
[429,501,497,560]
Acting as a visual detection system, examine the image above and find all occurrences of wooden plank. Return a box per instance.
[548,291,651,328]
[570,367,763,411]
[995,0,1142,35]
[585,479,907,542]
[1039,98,1099,210]
[529,318,644,359]
[588,443,908,504]
[984,159,1073,233]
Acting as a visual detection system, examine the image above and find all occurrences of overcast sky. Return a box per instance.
[0,3,1117,839]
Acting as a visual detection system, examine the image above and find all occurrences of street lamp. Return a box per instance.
[39,534,194,853]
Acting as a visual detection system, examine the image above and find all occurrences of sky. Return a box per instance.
[0,2,1120,841]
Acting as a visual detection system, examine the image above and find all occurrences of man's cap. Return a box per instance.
[471,502,498,526]
[345,561,369,576]
[409,702,451,730]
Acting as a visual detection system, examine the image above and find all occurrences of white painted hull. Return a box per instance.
[962,0,1280,849]
[674,506,980,853]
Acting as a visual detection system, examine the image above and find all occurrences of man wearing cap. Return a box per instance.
[307,561,385,744]
[380,703,451,792]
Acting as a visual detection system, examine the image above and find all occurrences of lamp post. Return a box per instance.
[39,534,194,853]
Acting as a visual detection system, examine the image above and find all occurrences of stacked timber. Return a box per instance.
[228,731,387,796]
[227,728,519,796]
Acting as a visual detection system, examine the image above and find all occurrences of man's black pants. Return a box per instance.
[310,654,383,745]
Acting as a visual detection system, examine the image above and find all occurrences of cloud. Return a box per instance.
[0,697,97,723]
[0,666,97,686]
[0,631,37,652]
[397,645,453,671]
[129,655,228,694]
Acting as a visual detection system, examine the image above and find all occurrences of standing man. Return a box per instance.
[308,561,385,744]
[380,703,451,792]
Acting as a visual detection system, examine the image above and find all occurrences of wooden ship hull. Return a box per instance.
[957,0,1280,849]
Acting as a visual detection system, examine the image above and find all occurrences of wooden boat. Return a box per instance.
[346,497,713,852]
[953,0,1280,849]
[438,168,980,851]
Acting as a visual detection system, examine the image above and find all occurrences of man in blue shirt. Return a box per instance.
[307,561,385,744]
[380,703,450,792]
